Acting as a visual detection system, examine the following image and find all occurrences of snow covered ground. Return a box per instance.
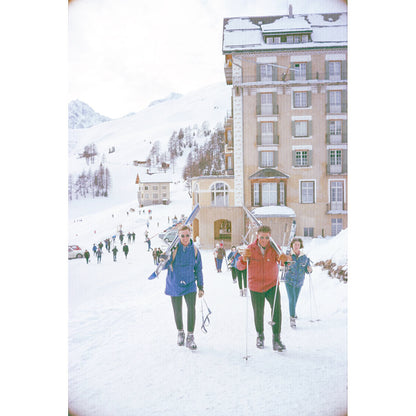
[68,180,347,416]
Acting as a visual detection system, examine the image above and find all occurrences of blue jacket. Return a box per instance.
[284,251,311,288]
[164,240,203,297]
[227,251,240,268]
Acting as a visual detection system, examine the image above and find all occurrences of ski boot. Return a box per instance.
[273,334,286,352]
[177,330,185,346]
[256,332,265,349]
[290,317,296,329]
[186,333,197,350]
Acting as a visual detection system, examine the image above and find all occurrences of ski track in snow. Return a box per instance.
[69,226,347,416]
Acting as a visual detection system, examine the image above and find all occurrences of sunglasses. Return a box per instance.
[259,236,270,240]
[180,234,190,238]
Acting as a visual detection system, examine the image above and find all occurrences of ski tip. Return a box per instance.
[148,272,157,280]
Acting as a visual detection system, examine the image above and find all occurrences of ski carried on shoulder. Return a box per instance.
[148,204,200,280]
[242,206,283,256]
[280,219,296,282]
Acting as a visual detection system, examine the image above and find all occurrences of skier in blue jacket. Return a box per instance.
[284,238,312,328]
[164,224,204,350]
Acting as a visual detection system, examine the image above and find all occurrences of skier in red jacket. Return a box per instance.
[237,225,291,352]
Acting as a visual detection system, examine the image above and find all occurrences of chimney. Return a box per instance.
[289,4,293,18]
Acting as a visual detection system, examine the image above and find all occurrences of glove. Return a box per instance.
[279,254,292,266]
[198,288,204,298]
[241,248,251,262]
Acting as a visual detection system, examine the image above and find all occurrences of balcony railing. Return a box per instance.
[227,72,347,85]
[326,133,347,144]
[256,135,279,145]
[326,202,347,212]
[327,164,347,175]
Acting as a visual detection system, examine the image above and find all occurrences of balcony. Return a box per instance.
[326,133,347,144]
[326,103,347,114]
[327,164,347,175]
[326,201,347,213]
[256,135,279,145]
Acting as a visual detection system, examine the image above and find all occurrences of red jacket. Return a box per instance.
[236,239,280,293]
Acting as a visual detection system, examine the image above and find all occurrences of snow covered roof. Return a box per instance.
[136,168,172,184]
[223,12,347,52]
[252,206,296,218]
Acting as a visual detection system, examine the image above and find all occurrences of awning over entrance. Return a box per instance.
[249,168,289,179]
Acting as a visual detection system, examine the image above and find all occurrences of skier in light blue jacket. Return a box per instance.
[164,225,204,350]
[284,238,312,328]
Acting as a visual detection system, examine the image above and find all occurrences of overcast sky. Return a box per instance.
[68,0,347,118]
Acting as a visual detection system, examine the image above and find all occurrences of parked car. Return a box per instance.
[68,245,83,259]
[158,229,178,244]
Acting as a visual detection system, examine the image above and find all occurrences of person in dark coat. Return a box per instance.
[164,225,204,350]
[96,247,102,263]
[84,250,90,264]
[112,246,118,262]
[122,243,129,259]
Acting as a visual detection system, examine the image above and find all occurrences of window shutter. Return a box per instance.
[273,151,278,167]
[308,150,313,166]
[342,150,348,173]
[341,90,347,112]
[251,183,254,206]
[273,122,278,144]
[291,121,296,137]
[306,62,312,80]
[308,120,312,136]
[307,91,312,107]
[256,64,261,82]
[272,66,278,81]
[342,120,347,143]
[273,92,278,114]
[290,63,295,80]
[292,150,296,166]
[257,123,261,145]
[258,152,262,168]
[341,60,347,80]
[325,61,329,80]
[256,94,261,115]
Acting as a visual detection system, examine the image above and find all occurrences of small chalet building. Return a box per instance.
[136,169,172,207]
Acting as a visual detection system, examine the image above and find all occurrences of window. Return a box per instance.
[328,61,341,81]
[301,181,315,203]
[331,218,343,236]
[294,150,311,167]
[294,91,309,108]
[253,183,260,206]
[261,93,273,115]
[294,120,308,137]
[210,182,229,207]
[293,62,307,80]
[152,185,158,190]
[329,90,342,112]
[294,35,302,43]
[330,181,344,210]
[153,193,158,199]
[261,122,274,144]
[304,227,314,237]
[279,182,285,206]
[329,150,342,173]
[260,64,273,81]
[260,151,275,168]
[262,182,277,206]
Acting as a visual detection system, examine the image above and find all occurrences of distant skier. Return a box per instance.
[127,232,131,243]
[132,232,136,243]
[92,244,97,256]
[214,243,226,272]
[84,249,90,264]
[96,247,102,264]
[152,248,158,265]
[283,238,312,329]
[122,243,129,259]
[146,236,151,252]
[112,246,118,262]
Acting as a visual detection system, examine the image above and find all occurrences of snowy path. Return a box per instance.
[69,236,347,416]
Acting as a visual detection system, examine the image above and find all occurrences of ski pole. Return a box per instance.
[243,258,250,361]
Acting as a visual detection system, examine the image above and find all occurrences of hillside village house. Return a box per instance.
[191,7,347,249]
[136,169,171,207]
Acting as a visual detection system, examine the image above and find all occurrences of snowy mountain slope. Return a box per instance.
[68,99,112,129]
[68,82,231,218]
